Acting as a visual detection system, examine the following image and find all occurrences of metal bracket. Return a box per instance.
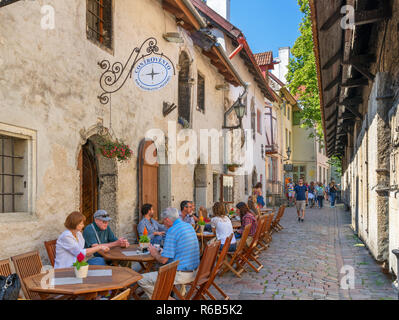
[163,102,177,117]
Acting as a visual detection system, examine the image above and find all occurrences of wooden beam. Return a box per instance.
[344,105,362,119]
[352,63,375,81]
[344,54,376,65]
[325,111,338,123]
[321,4,343,31]
[326,119,337,131]
[324,97,339,109]
[354,8,391,26]
[341,96,363,106]
[322,50,342,70]
[324,75,341,91]
[162,1,185,19]
[173,0,201,30]
[341,77,369,88]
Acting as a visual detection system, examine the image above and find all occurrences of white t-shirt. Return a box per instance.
[54,230,87,269]
[211,216,236,245]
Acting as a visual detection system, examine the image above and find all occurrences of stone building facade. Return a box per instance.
[0,0,257,262]
[311,0,399,275]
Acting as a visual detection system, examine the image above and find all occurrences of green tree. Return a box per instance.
[286,0,322,139]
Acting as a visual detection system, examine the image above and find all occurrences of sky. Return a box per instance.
[230,0,304,58]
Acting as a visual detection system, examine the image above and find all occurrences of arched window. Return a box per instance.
[178,52,191,124]
[251,98,256,141]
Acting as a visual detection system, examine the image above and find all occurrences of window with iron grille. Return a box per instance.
[0,135,27,213]
[197,73,205,113]
[86,0,113,50]
[257,109,261,135]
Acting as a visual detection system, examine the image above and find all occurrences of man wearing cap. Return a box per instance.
[83,209,130,265]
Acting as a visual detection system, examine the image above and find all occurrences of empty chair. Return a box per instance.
[44,240,57,267]
[11,251,44,300]
[111,289,131,300]
[0,258,12,277]
[272,205,286,232]
[240,217,265,273]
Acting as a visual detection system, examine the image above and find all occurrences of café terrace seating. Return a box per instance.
[1,204,286,300]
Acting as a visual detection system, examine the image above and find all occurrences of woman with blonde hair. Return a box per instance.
[247,196,260,218]
[54,211,109,269]
[211,202,237,252]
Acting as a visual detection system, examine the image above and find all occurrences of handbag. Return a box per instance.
[0,273,21,300]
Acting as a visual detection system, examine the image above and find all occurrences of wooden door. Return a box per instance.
[79,143,98,226]
[140,141,159,220]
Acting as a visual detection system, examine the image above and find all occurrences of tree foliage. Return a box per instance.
[286,0,342,174]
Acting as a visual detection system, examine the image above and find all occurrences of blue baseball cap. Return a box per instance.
[93,210,112,221]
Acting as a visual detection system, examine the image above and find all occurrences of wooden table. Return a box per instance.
[196,232,216,255]
[99,244,156,273]
[231,220,241,230]
[24,265,142,300]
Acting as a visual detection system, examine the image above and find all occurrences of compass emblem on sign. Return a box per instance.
[134,56,174,91]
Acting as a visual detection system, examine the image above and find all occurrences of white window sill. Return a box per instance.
[0,212,38,223]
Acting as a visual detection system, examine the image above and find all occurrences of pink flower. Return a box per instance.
[77,252,85,262]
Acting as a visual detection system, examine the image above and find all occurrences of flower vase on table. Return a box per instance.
[139,227,150,251]
[73,253,89,278]
[198,216,206,234]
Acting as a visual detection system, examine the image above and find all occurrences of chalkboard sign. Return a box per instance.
[284,164,293,172]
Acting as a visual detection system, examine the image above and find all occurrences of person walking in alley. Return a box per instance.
[287,178,295,207]
[315,182,325,208]
[294,179,308,222]
[329,181,339,208]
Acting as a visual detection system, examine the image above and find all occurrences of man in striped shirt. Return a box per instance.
[137,207,200,298]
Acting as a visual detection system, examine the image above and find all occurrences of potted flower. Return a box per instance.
[97,136,133,162]
[228,208,235,217]
[227,163,241,172]
[73,252,89,278]
[139,227,150,250]
[198,215,206,234]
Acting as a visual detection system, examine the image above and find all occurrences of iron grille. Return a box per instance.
[87,0,113,49]
[0,135,24,213]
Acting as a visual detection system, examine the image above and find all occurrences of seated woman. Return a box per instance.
[55,211,109,269]
[210,202,237,252]
[247,196,260,218]
[138,204,167,245]
[235,202,258,247]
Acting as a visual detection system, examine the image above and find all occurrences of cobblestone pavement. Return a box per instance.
[214,204,396,300]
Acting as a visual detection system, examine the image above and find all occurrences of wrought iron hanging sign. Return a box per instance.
[98,37,175,104]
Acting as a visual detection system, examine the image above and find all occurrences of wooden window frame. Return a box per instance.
[196,72,205,113]
[220,174,234,204]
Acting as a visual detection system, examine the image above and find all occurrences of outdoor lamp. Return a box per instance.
[286,147,291,160]
[223,97,246,130]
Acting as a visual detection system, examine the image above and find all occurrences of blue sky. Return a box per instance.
[230,0,304,58]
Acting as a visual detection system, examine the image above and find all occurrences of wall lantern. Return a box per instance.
[223,92,247,130]
[285,147,292,161]
[163,32,184,43]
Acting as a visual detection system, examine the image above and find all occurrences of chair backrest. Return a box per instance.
[185,240,221,300]
[273,206,283,225]
[0,258,12,277]
[11,251,43,300]
[152,260,179,300]
[133,224,140,242]
[248,216,266,250]
[215,233,233,273]
[44,240,57,267]
[259,214,270,237]
[232,223,251,259]
[266,213,274,232]
[111,288,131,300]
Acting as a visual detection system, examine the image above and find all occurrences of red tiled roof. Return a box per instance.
[254,51,273,66]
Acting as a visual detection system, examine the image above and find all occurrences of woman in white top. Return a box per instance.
[211,202,237,252]
[54,211,109,269]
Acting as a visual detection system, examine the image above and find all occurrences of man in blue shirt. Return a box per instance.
[137,207,200,299]
[294,179,309,223]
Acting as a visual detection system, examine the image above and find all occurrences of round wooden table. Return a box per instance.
[231,220,241,230]
[99,244,156,273]
[24,265,142,300]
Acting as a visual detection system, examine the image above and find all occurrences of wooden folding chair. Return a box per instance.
[239,218,265,273]
[254,215,270,254]
[133,224,140,242]
[111,288,131,300]
[219,224,251,278]
[172,240,221,300]
[201,234,233,300]
[0,258,12,277]
[44,239,57,267]
[259,212,274,248]
[152,260,179,300]
[272,205,286,233]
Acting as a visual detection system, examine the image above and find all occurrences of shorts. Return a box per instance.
[296,200,306,211]
[288,192,294,198]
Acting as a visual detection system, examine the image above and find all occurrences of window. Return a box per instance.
[251,103,256,140]
[221,175,234,203]
[283,101,286,116]
[87,0,113,50]
[285,129,288,148]
[289,131,292,148]
[213,173,219,203]
[0,124,36,216]
[287,106,291,120]
[257,109,262,134]
[197,73,205,113]
[178,52,191,124]
[293,165,306,183]
[244,174,249,195]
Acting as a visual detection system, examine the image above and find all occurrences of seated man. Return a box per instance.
[137,203,167,245]
[83,210,129,265]
[179,200,198,226]
[137,207,200,299]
